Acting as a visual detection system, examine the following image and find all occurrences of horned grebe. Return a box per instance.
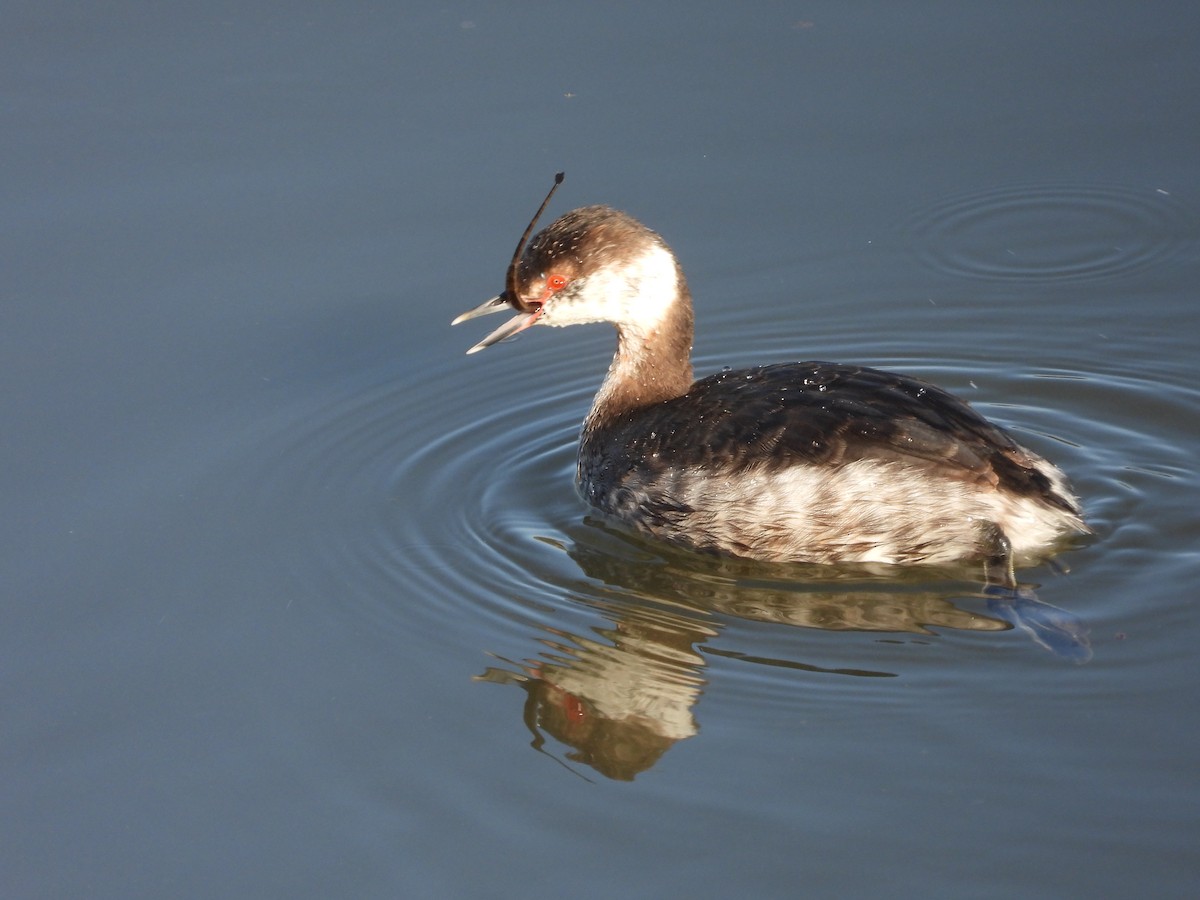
[453,175,1088,570]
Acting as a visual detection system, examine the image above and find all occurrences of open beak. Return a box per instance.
[451,294,543,354]
[451,294,508,325]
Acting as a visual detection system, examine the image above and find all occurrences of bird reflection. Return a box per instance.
[477,601,710,781]
[476,520,1090,781]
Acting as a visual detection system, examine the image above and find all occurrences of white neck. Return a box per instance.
[579,246,696,425]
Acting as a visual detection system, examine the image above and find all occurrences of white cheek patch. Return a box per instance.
[542,243,678,333]
[618,243,678,335]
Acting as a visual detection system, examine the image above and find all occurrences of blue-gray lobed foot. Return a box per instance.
[984,583,1093,663]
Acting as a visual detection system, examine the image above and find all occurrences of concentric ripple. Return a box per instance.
[203,322,1200,776]
[215,339,609,648]
[212,314,1200,689]
[905,183,1196,283]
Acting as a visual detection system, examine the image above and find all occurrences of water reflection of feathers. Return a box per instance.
[476,602,710,782]
[476,524,1090,780]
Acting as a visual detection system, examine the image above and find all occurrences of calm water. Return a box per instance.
[5,3,1199,897]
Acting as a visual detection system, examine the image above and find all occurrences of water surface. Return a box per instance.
[5,3,1199,897]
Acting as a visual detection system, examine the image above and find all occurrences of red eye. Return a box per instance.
[547,273,568,291]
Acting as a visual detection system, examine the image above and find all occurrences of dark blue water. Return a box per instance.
[5,3,1199,897]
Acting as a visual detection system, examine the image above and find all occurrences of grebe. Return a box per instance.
[453,175,1088,570]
